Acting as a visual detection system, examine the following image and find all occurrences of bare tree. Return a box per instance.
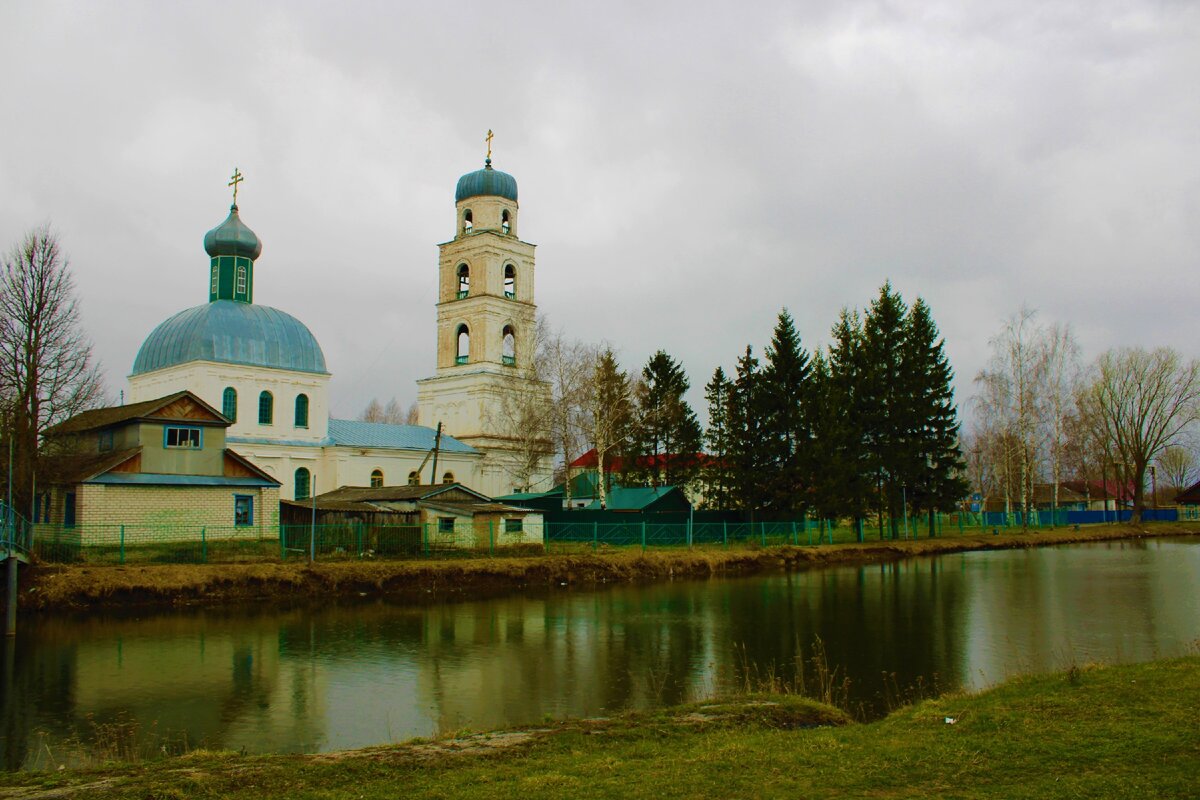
[537,321,598,506]
[1041,322,1080,517]
[0,226,104,515]
[358,397,414,424]
[1156,445,1196,498]
[586,348,633,509]
[404,401,419,425]
[1079,347,1200,521]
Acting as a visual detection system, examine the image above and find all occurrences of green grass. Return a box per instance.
[4,656,1197,799]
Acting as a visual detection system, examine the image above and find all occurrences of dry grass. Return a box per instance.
[18,522,1200,611]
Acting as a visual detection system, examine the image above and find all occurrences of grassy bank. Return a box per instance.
[2,656,1196,798]
[18,521,1200,611]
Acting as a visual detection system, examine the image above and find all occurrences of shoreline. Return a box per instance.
[17,521,1200,613]
[1,655,1196,796]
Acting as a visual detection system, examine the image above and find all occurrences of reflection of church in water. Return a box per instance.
[128,149,552,501]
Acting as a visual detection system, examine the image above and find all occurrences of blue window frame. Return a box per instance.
[164,426,202,449]
[234,494,254,527]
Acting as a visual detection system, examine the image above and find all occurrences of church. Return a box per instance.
[127,154,554,501]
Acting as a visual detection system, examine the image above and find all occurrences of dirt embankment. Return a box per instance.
[17,523,1199,612]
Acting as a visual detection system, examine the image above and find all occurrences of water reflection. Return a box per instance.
[2,538,1197,769]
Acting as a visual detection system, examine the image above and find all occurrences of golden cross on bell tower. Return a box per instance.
[228,167,244,206]
[485,129,494,161]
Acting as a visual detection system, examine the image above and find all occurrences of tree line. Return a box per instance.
[523,283,969,534]
[968,307,1200,523]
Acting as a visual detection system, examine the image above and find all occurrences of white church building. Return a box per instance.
[128,156,553,501]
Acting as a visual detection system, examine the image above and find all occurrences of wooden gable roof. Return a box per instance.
[46,391,228,436]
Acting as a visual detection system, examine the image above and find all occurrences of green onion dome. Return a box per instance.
[203,204,263,260]
[455,159,518,203]
[132,300,328,376]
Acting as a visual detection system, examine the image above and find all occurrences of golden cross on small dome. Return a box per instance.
[485,130,494,161]
[228,167,244,205]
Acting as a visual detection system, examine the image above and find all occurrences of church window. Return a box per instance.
[463,209,473,234]
[294,468,311,501]
[501,209,511,235]
[222,387,237,422]
[456,325,470,364]
[407,470,420,486]
[442,471,455,484]
[370,469,384,488]
[236,265,247,296]
[211,264,219,296]
[295,394,309,428]
[258,391,274,425]
[457,264,470,299]
[502,325,516,366]
[504,264,515,299]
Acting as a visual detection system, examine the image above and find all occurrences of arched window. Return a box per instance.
[222,387,237,422]
[501,209,511,235]
[294,394,309,428]
[236,265,247,296]
[502,325,516,366]
[370,469,384,488]
[258,391,273,425]
[504,264,516,299]
[442,471,455,485]
[407,470,420,486]
[294,467,311,501]
[457,264,470,299]
[456,324,470,364]
[463,209,473,233]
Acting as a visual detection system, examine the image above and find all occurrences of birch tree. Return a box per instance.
[586,348,632,509]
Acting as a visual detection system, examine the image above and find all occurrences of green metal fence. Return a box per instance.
[22,509,1186,565]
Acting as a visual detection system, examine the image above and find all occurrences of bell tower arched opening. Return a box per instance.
[457,264,470,299]
[456,324,470,364]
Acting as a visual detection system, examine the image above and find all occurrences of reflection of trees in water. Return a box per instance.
[719,559,969,716]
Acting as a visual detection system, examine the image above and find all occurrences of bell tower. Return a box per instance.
[417,144,552,495]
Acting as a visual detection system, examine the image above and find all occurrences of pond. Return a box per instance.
[2,537,1197,770]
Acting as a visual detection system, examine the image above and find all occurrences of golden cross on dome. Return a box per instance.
[485,129,494,161]
[228,168,244,205]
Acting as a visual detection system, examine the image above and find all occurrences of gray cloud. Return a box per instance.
[1,0,1196,420]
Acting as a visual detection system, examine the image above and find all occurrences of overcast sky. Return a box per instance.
[1,0,1197,422]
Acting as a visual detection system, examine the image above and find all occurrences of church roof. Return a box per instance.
[132,300,328,376]
[455,159,518,203]
[204,204,262,260]
[326,419,479,454]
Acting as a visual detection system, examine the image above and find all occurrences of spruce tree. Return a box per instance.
[901,298,968,533]
[861,282,910,539]
[702,366,735,509]
[817,309,873,529]
[628,350,703,489]
[760,310,812,515]
[727,345,769,516]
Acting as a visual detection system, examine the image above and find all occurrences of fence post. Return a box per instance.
[593,521,598,553]
[201,527,207,563]
[119,525,125,565]
[856,517,865,543]
[641,521,647,553]
[790,520,797,546]
[760,522,766,548]
[723,520,728,549]
[489,520,495,556]
[422,523,429,558]
[356,523,363,559]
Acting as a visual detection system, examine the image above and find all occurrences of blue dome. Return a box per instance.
[455,159,518,203]
[204,205,262,260]
[132,300,328,376]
